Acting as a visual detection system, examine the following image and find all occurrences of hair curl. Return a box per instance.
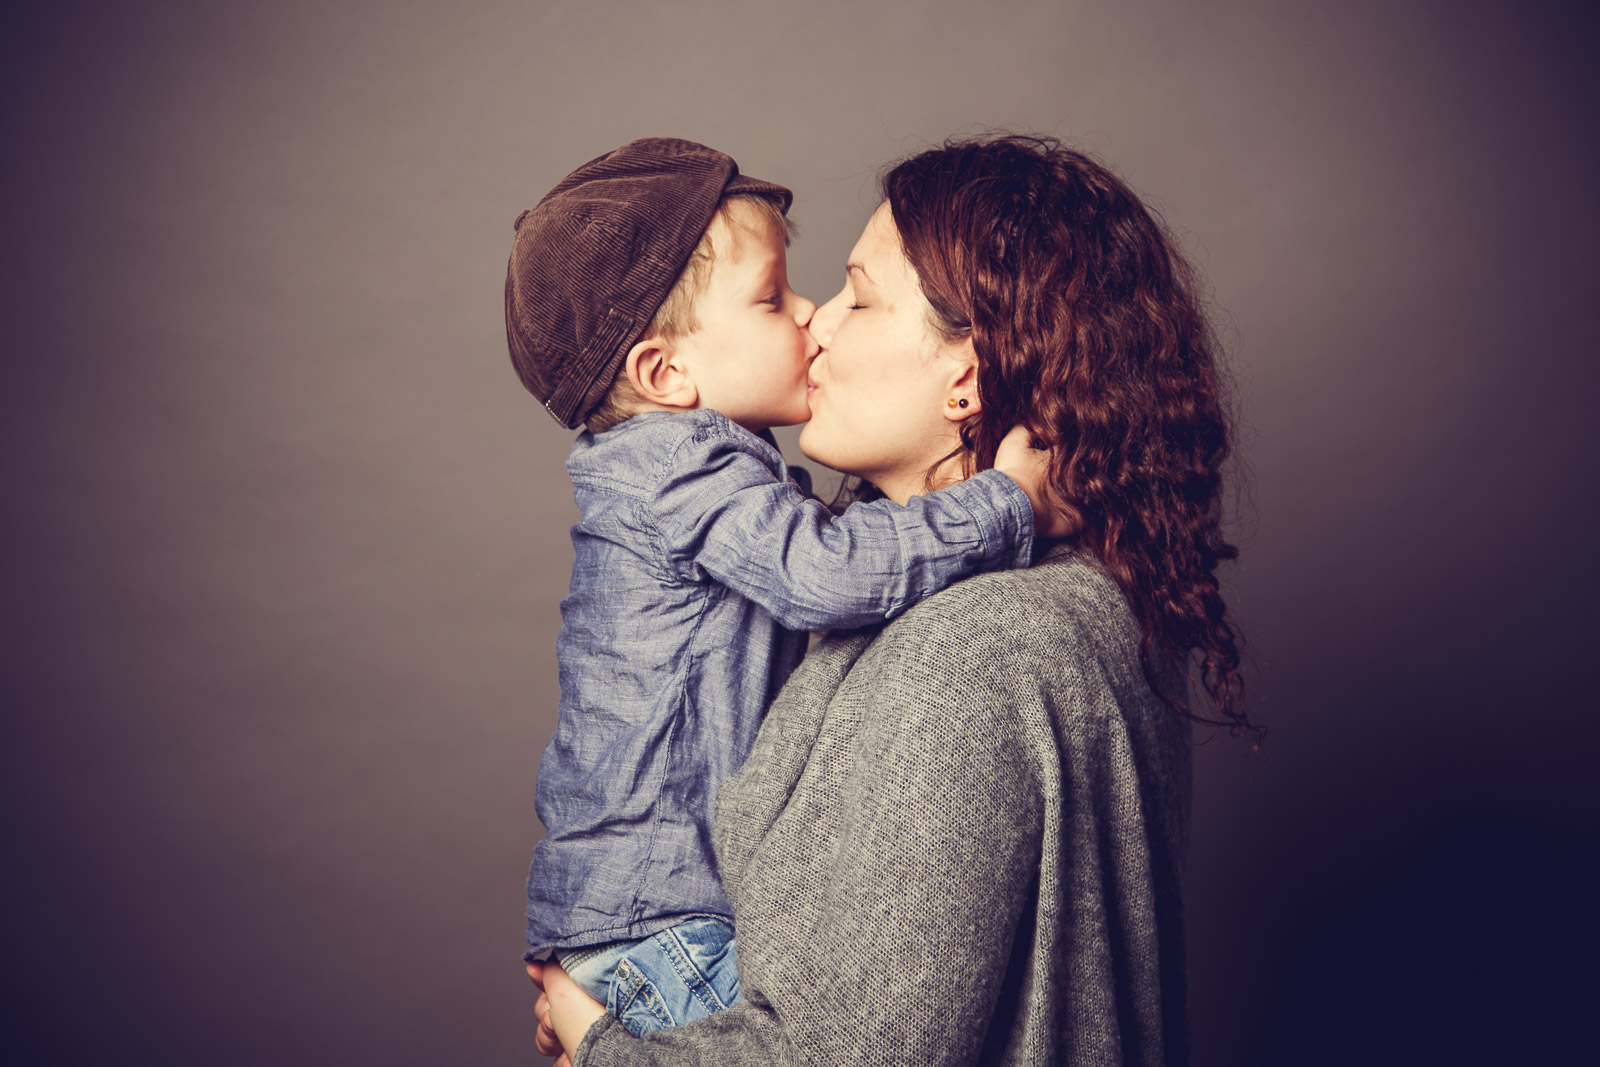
[883,135,1256,740]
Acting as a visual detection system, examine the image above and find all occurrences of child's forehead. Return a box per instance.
[705,205,785,270]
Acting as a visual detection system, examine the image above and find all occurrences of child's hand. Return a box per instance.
[993,425,1081,540]
[527,959,606,1064]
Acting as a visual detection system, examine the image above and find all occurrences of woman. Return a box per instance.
[532,135,1253,1066]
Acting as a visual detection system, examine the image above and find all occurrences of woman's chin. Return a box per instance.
[799,421,877,486]
[797,424,841,467]
[796,421,822,462]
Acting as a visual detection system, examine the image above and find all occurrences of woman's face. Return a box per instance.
[799,203,972,502]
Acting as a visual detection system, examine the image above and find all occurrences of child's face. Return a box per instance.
[674,202,819,433]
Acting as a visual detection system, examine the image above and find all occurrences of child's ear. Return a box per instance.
[626,337,699,409]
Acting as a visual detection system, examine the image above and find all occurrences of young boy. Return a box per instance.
[505,138,1050,1037]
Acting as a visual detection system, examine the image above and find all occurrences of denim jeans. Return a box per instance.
[557,916,740,1037]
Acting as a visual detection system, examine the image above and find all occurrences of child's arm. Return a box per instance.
[647,425,1044,632]
[753,428,818,501]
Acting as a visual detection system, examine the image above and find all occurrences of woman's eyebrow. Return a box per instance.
[847,262,873,283]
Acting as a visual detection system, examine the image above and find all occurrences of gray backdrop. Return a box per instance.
[3,1,1594,1063]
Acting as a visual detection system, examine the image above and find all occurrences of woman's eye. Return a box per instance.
[847,303,865,311]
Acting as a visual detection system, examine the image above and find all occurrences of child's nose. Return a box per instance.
[792,293,818,329]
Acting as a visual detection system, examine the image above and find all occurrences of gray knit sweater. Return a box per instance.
[574,547,1192,1066]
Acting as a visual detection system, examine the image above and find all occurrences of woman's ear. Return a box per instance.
[941,336,981,422]
[626,337,699,410]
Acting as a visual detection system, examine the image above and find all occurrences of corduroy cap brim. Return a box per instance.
[505,138,793,429]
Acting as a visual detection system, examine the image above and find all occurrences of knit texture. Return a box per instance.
[575,547,1192,1066]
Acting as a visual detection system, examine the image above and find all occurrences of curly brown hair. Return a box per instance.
[883,135,1256,739]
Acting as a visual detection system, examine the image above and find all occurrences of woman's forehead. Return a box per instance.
[849,204,903,281]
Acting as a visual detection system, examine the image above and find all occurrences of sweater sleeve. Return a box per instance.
[648,427,1034,632]
[574,623,1049,1066]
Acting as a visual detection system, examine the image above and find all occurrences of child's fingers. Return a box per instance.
[999,423,1041,455]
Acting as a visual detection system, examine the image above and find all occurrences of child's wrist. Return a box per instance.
[994,466,1045,520]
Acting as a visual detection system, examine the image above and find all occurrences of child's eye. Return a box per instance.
[762,293,783,309]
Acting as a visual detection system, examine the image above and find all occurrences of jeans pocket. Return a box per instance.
[611,956,677,1037]
[662,917,740,1012]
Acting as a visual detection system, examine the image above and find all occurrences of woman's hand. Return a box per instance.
[527,960,607,1066]
[993,425,1081,540]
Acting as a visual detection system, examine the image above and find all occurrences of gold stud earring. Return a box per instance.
[947,398,958,408]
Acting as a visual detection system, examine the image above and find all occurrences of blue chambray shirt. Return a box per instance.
[525,409,1033,957]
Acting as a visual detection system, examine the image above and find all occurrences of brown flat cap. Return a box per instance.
[505,137,793,428]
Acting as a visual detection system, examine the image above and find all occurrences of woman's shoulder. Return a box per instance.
[896,546,1142,662]
[837,544,1177,756]
[824,546,1154,729]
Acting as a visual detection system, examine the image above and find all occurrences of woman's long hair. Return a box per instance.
[884,135,1255,739]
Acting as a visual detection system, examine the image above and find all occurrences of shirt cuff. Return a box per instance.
[953,469,1036,570]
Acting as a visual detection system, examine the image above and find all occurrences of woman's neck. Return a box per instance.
[870,451,971,506]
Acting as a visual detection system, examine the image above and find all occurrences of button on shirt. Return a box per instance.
[525,409,1034,956]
